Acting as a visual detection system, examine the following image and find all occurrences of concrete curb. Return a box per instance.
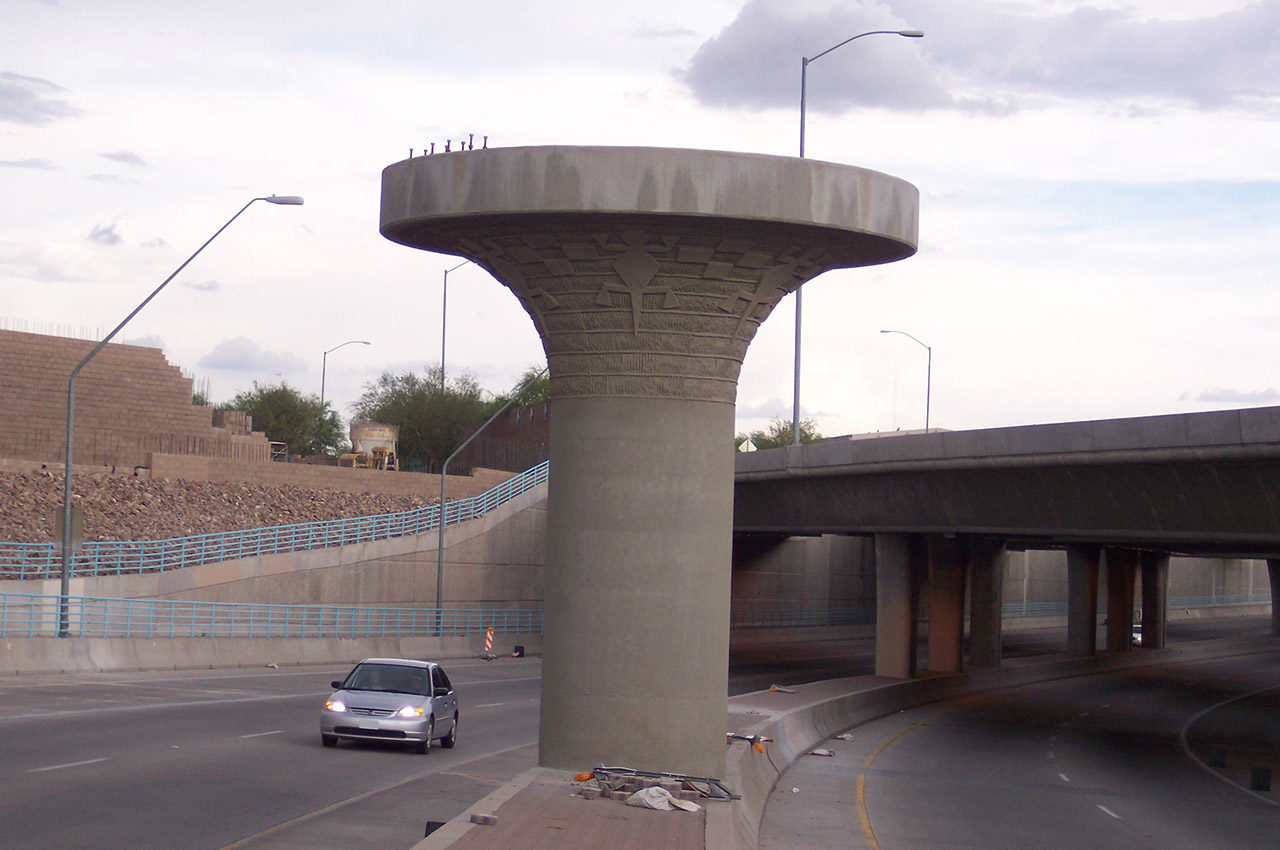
[715,636,1279,850]
[411,765,554,848]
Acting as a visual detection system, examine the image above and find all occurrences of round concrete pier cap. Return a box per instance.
[380,145,918,265]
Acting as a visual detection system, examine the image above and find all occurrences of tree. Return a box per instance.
[226,382,342,456]
[736,418,823,450]
[490,363,550,409]
[354,366,492,472]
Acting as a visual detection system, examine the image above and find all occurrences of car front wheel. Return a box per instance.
[321,734,337,748]
[441,713,458,749]
[414,719,433,754]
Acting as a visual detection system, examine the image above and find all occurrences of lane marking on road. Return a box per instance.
[474,702,506,709]
[239,730,283,739]
[857,720,931,850]
[1179,682,1280,807]
[0,691,334,723]
[1058,772,1071,783]
[1,675,542,724]
[213,738,538,850]
[27,757,109,773]
[1097,805,1121,819]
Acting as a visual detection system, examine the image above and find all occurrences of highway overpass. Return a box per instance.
[734,405,1280,678]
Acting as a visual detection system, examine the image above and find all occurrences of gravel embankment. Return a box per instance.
[0,471,439,544]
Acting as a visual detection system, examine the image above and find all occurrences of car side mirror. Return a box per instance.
[330,681,343,689]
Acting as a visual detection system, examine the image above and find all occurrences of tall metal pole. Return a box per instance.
[793,28,924,445]
[58,195,303,636]
[880,328,932,432]
[435,367,547,635]
[441,260,469,391]
[319,339,370,453]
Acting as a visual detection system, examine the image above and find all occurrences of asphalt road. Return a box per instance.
[0,658,541,850]
[0,615,1270,849]
[760,647,1280,849]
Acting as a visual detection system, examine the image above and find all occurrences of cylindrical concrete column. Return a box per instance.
[380,146,918,777]
[540,396,734,771]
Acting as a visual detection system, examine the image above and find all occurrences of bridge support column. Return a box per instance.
[874,533,922,678]
[1104,548,1138,652]
[967,539,1005,669]
[1269,559,1280,637]
[927,535,968,674]
[379,146,917,777]
[1139,551,1169,649]
[1067,546,1101,655]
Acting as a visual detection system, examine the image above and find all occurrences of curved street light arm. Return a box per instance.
[435,366,549,634]
[441,259,471,390]
[58,194,303,636]
[793,29,923,445]
[880,329,932,432]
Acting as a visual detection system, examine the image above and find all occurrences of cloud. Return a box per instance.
[124,333,166,350]
[736,397,791,418]
[197,337,307,374]
[98,150,147,167]
[1189,387,1280,404]
[0,71,81,125]
[86,222,123,245]
[183,279,221,292]
[87,173,141,185]
[678,1,1280,115]
[0,157,57,169]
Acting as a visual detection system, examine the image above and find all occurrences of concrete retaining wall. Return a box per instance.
[17,485,548,610]
[0,632,543,676]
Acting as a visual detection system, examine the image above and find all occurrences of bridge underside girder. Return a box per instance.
[736,457,1280,559]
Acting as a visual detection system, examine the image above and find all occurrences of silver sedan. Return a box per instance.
[320,657,459,753]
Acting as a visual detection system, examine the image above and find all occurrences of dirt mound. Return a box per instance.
[0,471,439,544]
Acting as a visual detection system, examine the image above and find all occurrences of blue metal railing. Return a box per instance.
[0,592,543,639]
[2,591,1266,639]
[0,461,549,580]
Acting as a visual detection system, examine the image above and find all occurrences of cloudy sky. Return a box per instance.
[3,0,1279,439]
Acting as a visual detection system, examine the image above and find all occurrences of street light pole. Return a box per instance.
[880,328,932,432]
[441,260,470,391]
[58,195,303,636]
[434,367,548,635]
[319,339,371,452]
[792,28,924,445]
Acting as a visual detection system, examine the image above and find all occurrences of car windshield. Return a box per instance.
[344,663,429,696]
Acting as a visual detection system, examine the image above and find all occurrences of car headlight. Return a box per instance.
[397,705,425,718]
[325,698,346,712]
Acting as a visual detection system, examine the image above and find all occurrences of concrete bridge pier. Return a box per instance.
[1139,551,1170,649]
[1104,548,1139,651]
[926,535,967,674]
[874,533,924,678]
[380,145,919,778]
[967,539,1006,669]
[1067,546,1102,655]
[1270,559,1280,636]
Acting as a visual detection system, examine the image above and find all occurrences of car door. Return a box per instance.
[431,665,458,735]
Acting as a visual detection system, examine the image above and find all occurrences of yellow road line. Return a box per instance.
[856,721,930,849]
